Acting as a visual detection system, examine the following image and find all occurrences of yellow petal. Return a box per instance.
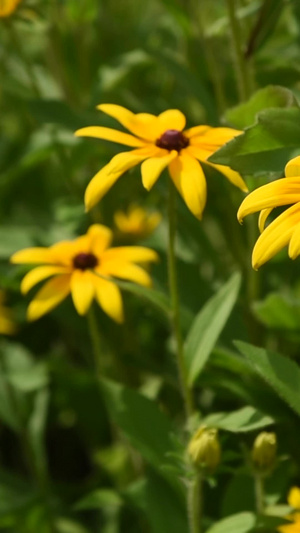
[194,127,242,151]
[84,150,148,211]
[289,224,300,259]
[94,277,124,323]
[70,270,95,315]
[288,487,300,510]
[97,104,159,142]
[11,247,57,264]
[184,125,211,138]
[74,126,146,148]
[0,0,21,17]
[101,262,152,287]
[102,246,159,263]
[252,204,300,269]
[238,178,300,222]
[185,145,212,161]
[156,109,186,134]
[285,156,300,177]
[141,151,177,190]
[88,224,113,254]
[168,152,207,219]
[27,275,71,321]
[0,314,16,335]
[258,208,273,233]
[207,162,248,192]
[21,265,70,294]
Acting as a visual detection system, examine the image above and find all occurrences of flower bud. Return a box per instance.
[188,426,221,474]
[251,432,277,474]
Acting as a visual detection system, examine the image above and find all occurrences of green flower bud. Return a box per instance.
[251,432,277,474]
[188,426,221,474]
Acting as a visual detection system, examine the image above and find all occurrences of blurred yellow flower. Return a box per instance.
[238,156,300,269]
[11,224,158,322]
[0,0,21,17]
[75,104,247,219]
[114,205,161,240]
[278,487,300,533]
[0,290,16,335]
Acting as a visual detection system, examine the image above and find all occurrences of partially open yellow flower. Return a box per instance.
[0,290,16,334]
[0,0,21,17]
[11,224,158,322]
[114,205,161,240]
[238,156,300,269]
[75,104,247,219]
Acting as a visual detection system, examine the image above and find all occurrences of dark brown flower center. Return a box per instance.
[73,252,98,270]
[156,129,189,152]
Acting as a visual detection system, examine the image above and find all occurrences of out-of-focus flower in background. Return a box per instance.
[76,104,247,219]
[0,290,16,335]
[11,224,158,322]
[0,0,21,17]
[278,487,300,532]
[114,204,161,241]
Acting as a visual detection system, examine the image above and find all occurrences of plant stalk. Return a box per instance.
[188,474,203,533]
[226,0,249,101]
[167,180,194,418]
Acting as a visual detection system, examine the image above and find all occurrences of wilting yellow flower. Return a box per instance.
[238,156,300,269]
[277,487,300,532]
[75,104,247,219]
[0,0,21,17]
[114,205,161,240]
[11,224,158,322]
[0,291,16,335]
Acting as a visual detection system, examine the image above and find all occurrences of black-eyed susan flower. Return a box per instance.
[75,104,248,219]
[0,290,16,334]
[11,224,158,323]
[238,156,300,269]
[114,204,161,241]
[0,0,21,17]
[278,487,300,533]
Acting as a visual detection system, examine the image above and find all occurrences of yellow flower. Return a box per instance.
[114,205,161,240]
[11,224,158,322]
[238,156,300,269]
[0,290,16,335]
[0,0,21,17]
[75,104,247,219]
[277,487,300,533]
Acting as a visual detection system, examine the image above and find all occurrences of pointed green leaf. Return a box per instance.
[101,379,174,468]
[202,406,274,432]
[236,341,300,417]
[206,512,256,533]
[185,272,241,385]
[209,107,300,174]
[225,86,297,129]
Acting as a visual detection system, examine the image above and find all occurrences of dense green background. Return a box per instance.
[2,1,300,532]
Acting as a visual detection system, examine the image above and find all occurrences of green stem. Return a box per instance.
[254,474,265,515]
[167,180,194,418]
[87,306,103,376]
[188,474,203,533]
[226,0,249,101]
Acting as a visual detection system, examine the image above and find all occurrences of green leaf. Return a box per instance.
[185,272,241,385]
[145,470,188,533]
[253,292,300,330]
[206,512,256,533]
[27,389,49,483]
[209,107,300,174]
[8,363,49,392]
[202,406,274,432]
[74,489,122,511]
[225,86,297,129]
[101,379,174,469]
[236,341,300,417]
